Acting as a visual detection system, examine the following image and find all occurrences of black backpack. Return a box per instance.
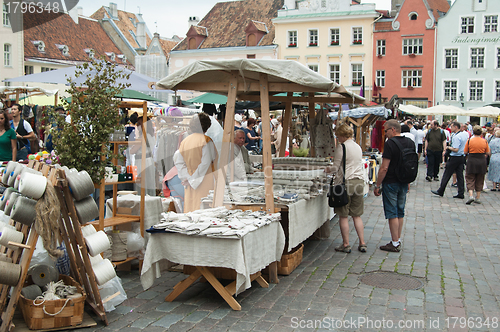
[390,137,418,183]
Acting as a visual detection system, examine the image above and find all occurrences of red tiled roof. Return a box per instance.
[23,11,123,63]
[175,0,283,50]
[159,39,179,61]
[191,26,208,37]
[374,21,394,32]
[426,0,450,20]
[91,7,151,49]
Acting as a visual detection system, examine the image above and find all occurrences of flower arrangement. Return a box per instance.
[309,42,318,46]
[288,43,297,47]
[330,41,339,45]
[353,40,362,44]
[352,81,362,86]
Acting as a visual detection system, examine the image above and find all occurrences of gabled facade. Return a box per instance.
[91,2,153,67]
[273,0,379,99]
[1,0,23,86]
[373,0,449,108]
[435,0,500,124]
[169,0,283,75]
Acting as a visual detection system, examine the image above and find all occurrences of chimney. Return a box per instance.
[284,0,296,9]
[109,2,118,18]
[136,21,146,48]
[188,16,200,28]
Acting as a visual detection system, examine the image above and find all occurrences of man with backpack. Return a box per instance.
[424,120,447,182]
[9,104,35,161]
[374,120,417,252]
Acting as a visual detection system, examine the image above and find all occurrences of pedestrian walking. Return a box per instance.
[431,121,468,199]
[374,120,416,252]
[487,129,500,191]
[464,125,490,204]
[325,123,366,253]
[424,120,446,182]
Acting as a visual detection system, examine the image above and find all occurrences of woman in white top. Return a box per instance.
[414,123,426,161]
[325,123,366,253]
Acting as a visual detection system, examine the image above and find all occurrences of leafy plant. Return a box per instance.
[46,59,130,183]
[293,148,309,157]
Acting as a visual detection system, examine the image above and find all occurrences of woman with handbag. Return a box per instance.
[325,123,366,253]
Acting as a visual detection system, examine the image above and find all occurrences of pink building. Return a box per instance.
[373,0,450,108]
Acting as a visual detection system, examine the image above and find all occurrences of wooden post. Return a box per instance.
[213,72,238,207]
[279,93,292,157]
[259,73,275,213]
[140,101,147,236]
[309,98,316,157]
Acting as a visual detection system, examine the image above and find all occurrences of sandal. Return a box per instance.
[358,245,367,253]
[335,244,351,253]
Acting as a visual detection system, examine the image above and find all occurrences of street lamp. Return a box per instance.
[459,93,464,107]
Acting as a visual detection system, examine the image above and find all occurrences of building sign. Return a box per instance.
[452,36,500,45]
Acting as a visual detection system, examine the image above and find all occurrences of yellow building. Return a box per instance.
[273,0,380,100]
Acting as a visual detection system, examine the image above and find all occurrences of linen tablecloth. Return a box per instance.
[140,221,285,295]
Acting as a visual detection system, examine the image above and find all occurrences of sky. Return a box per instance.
[82,0,392,39]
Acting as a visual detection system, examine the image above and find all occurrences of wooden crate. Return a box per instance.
[18,274,86,330]
[277,243,304,275]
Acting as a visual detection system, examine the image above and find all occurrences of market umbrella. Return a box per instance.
[424,104,465,116]
[462,106,500,118]
[3,65,171,93]
[116,89,164,102]
[399,104,429,115]
[186,92,227,104]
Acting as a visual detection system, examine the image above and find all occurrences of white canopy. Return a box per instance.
[399,104,465,116]
[399,104,429,115]
[462,106,500,118]
[0,86,58,96]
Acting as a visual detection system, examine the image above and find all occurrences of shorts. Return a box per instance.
[418,143,423,154]
[381,182,408,219]
[334,178,365,217]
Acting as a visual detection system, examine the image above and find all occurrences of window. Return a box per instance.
[376,70,385,88]
[24,65,34,75]
[309,29,318,46]
[330,28,339,45]
[352,27,362,44]
[288,30,297,47]
[496,81,500,101]
[445,49,458,69]
[402,70,422,87]
[410,13,417,20]
[3,3,10,26]
[247,34,256,46]
[4,44,11,67]
[329,64,340,84]
[308,64,318,72]
[469,80,483,101]
[484,15,498,32]
[403,38,423,55]
[246,54,256,59]
[471,47,484,68]
[41,67,55,72]
[498,48,500,68]
[188,38,197,49]
[351,64,362,85]
[444,81,457,101]
[377,40,385,56]
[461,17,474,34]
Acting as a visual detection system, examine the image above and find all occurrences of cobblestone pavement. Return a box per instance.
[81,162,500,331]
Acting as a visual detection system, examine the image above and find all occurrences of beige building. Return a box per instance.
[273,0,379,100]
[1,0,23,86]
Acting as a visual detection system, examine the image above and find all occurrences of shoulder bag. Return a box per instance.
[328,143,349,208]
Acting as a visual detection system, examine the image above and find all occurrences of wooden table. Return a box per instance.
[140,221,285,310]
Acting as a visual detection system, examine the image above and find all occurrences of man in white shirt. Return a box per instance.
[10,104,36,160]
[227,130,252,183]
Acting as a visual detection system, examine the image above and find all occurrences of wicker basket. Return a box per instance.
[277,243,304,275]
[19,274,86,330]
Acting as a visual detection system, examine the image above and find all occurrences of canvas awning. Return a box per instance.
[462,106,500,118]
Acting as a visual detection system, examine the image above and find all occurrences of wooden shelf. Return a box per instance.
[91,216,140,229]
[109,140,142,145]
[94,180,138,188]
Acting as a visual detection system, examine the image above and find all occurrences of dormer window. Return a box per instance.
[57,44,69,56]
[105,52,116,61]
[85,48,95,59]
[186,25,208,50]
[129,17,136,27]
[245,21,268,47]
[118,54,127,63]
[33,41,45,52]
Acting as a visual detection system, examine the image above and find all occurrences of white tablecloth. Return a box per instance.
[287,193,333,251]
[140,221,285,295]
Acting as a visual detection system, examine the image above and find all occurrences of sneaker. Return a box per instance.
[431,190,443,197]
[466,197,474,205]
[380,242,401,252]
[451,183,458,187]
[474,199,482,204]
[426,176,432,182]
[433,176,439,181]
[453,194,464,199]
